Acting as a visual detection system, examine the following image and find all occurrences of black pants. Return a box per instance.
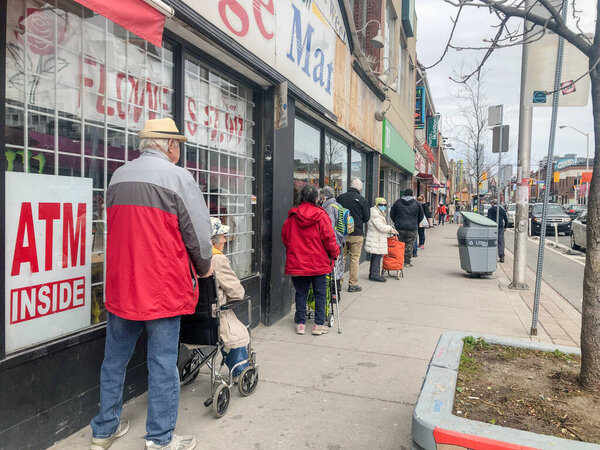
[498,227,505,258]
[369,254,382,278]
[418,227,425,246]
[292,275,326,325]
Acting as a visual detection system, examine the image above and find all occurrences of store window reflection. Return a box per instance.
[325,134,347,196]
[351,148,366,187]
[294,118,321,205]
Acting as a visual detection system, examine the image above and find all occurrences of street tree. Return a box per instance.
[432,0,599,390]
[449,71,497,211]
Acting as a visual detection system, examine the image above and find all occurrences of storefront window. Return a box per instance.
[351,148,366,187]
[5,0,174,348]
[293,118,321,204]
[183,54,255,279]
[325,134,347,196]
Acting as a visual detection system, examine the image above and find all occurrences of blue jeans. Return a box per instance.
[91,312,181,446]
[222,346,249,377]
[293,275,326,325]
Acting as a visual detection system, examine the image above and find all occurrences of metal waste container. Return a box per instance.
[457,212,498,275]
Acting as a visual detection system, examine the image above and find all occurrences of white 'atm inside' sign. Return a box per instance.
[5,173,92,353]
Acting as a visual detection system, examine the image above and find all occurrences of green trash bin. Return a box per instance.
[457,212,498,275]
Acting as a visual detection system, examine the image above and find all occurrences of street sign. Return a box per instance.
[492,125,509,153]
[488,105,503,127]
[533,91,547,103]
[554,172,560,183]
[560,80,576,95]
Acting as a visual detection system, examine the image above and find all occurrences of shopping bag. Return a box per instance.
[419,215,429,228]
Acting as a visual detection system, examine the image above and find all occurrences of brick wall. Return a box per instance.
[353,0,383,70]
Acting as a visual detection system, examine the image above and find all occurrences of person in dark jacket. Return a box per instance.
[336,179,370,292]
[417,195,427,249]
[390,189,424,267]
[282,185,340,336]
[487,199,509,263]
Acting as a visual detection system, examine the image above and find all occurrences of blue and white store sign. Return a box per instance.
[185,0,337,111]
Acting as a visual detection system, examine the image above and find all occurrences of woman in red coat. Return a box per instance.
[282,185,340,336]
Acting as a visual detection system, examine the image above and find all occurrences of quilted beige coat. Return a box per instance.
[212,250,250,350]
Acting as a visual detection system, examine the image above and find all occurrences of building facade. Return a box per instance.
[0,0,387,447]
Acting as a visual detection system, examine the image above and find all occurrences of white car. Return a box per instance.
[506,203,516,227]
[571,209,587,251]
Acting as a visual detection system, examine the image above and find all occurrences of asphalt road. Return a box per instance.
[505,229,585,313]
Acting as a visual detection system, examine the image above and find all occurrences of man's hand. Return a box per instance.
[199,266,214,278]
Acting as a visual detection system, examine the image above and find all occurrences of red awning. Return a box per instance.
[417,173,433,181]
[73,0,167,47]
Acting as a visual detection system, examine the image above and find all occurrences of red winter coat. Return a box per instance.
[281,202,340,276]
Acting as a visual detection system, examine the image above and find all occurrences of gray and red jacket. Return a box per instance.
[105,149,213,321]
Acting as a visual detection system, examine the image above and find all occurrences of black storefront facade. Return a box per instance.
[0,0,385,447]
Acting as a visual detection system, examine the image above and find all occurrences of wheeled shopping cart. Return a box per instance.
[382,236,405,279]
[178,275,258,418]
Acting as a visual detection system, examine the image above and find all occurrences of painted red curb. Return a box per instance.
[433,427,541,450]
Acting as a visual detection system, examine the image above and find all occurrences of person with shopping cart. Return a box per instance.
[282,185,340,336]
[319,186,346,301]
[365,197,398,282]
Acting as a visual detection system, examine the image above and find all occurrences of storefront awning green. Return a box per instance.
[382,119,416,175]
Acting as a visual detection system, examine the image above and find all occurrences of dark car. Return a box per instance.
[562,204,586,220]
[530,203,572,236]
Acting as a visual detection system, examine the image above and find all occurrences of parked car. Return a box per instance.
[506,203,516,227]
[529,203,572,236]
[562,204,586,220]
[571,209,587,251]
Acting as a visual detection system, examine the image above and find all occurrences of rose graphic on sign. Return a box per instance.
[8,8,69,104]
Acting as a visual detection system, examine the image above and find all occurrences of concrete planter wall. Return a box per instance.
[411,331,597,450]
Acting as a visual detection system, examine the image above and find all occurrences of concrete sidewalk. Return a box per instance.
[53,224,581,450]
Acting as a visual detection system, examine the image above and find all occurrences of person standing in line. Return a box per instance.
[337,179,370,292]
[390,189,424,268]
[365,197,397,282]
[448,202,457,224]
[487,199,509,263]
[417,195,427,249]
[90,118,213,450]
[319,186,346,300]
[282,185,340,336]
[423,199,433,229]
[437,203,447,225]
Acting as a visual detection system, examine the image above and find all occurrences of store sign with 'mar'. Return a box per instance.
[184,0,337,111]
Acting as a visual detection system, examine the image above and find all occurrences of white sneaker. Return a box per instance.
[145,434,197,450]
[90,419,129,450]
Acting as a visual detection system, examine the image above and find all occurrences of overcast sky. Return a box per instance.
[415,0,596,175]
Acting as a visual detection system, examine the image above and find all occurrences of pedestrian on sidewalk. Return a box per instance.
[390,189,424,268]
[365,197,397,282]
[417,195,427,249]
[319,186,346,300]
[437,203,447,225]
[448,202,457,224]
[487,199,509,263]
[210,217,250,378]
[282,185,340,336]
[90,118,213,450]
[337,179,370,292]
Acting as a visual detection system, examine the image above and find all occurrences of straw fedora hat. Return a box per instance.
[138,118,188,142]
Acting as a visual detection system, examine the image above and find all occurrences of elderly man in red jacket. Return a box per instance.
[90,118,213,450]
[282,185,340,336]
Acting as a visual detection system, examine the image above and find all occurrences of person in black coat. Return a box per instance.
[390,189,424,267]
[337,179,370,292]
[487,199,509,263]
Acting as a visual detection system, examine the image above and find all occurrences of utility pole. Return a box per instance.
[510,0,533,290]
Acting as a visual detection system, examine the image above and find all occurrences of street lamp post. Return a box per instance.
[559,125,590,203]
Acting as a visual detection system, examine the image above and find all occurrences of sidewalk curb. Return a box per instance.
[411,331,591,450]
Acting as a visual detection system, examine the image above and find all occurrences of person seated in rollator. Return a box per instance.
[366,197,398,282]
[319,186,346,302]
[282,185,340,336]
[210,217,250,379]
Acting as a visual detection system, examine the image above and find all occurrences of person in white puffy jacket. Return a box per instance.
[365,197,397,282]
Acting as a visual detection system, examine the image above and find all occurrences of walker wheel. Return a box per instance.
[397,271,402,280]
[328,314,335,327]
[212,384,230,418]
[237,366,259,397]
